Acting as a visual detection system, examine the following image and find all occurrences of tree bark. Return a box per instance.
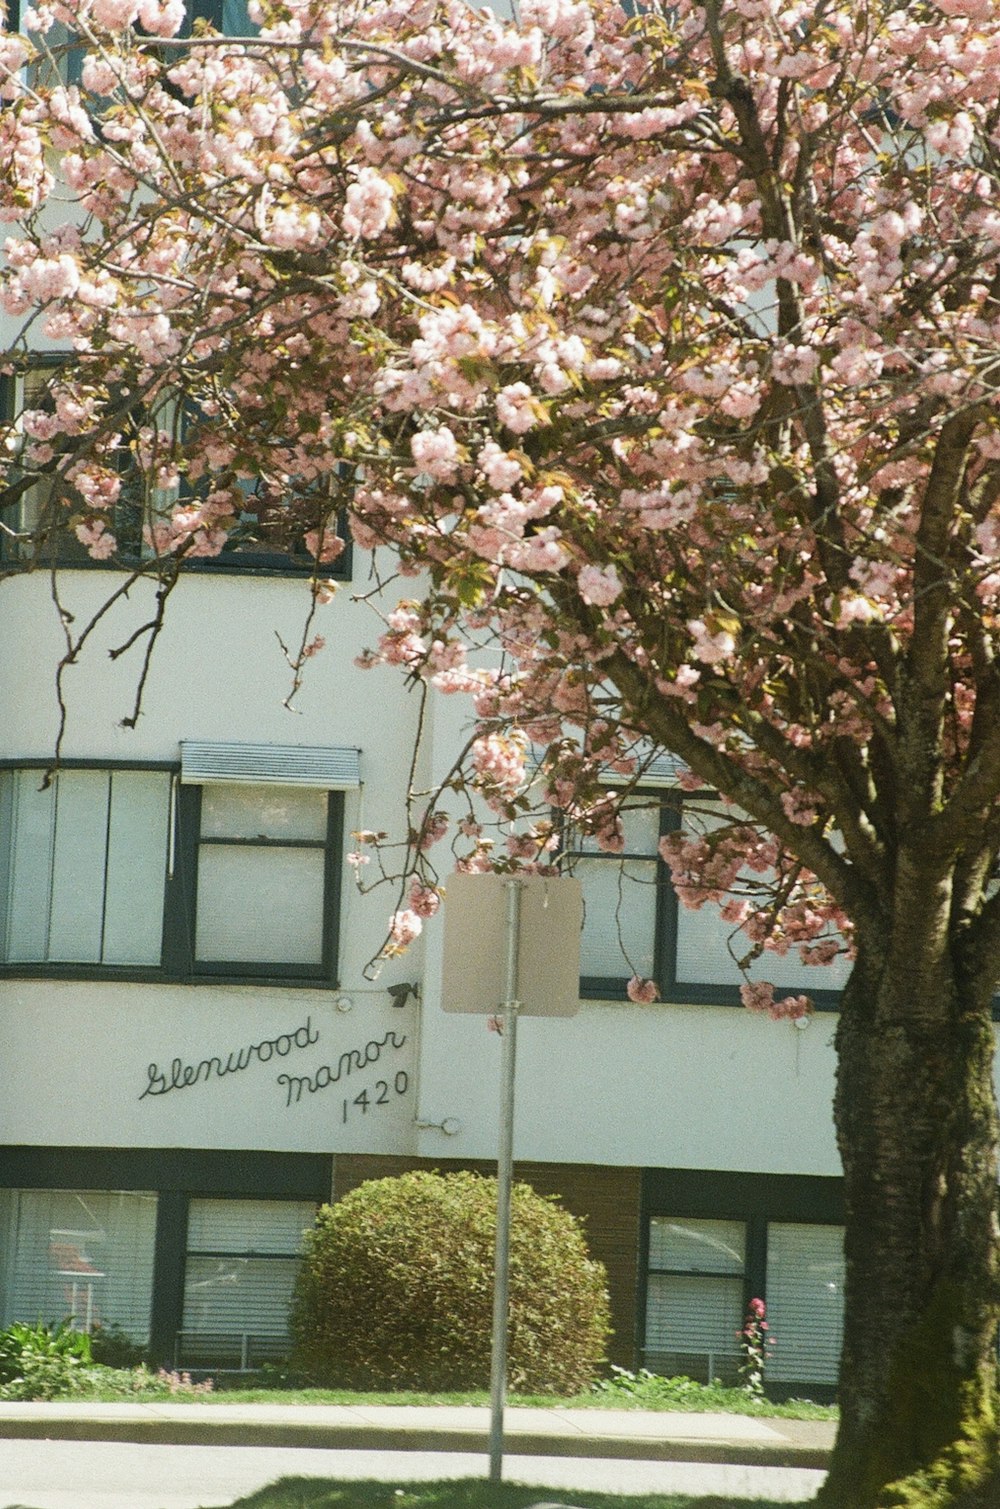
[819,956,1000,1509]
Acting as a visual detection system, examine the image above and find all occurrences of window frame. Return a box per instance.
[638,1169,846,1402]
[0,1186,159,1341]
[0,760,345,989]
[176,1193,317,1371]
[164,781,344,985]
[640,1207,849,1395]
[0,356,146,569]
[642,1214,748,1386]
[564,792,674,1002]
[569,787,844,1011]
[0,356,353,581]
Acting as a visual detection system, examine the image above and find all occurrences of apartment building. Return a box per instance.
[0,0,882,1402]
[0,513,862,1397]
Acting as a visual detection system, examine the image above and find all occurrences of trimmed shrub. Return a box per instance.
[290,1170,611,1393]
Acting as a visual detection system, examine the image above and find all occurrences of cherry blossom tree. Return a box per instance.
[3,0,1000,1502]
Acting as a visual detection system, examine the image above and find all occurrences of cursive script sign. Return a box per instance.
[278,1030,407,1108]
[140,1017,320,1100]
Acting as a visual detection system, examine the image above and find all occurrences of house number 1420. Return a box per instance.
[342,1071,409,1123]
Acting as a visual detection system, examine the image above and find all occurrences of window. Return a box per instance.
[643,1217,745,1385]
[0,360,352,578]
[571,789,846,1007]
[0,1189,157,1340]
[765,1223,845,1385]
[0,753,353,985]
[567,799,667,995]
[0,360,155,567]
[174,781,342,979]
[0,767,171,966]
[176,1198,316,1370]
[190,1,256,31]
[641,1212,846,1390]
[13,0,256,86]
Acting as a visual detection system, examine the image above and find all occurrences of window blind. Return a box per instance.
[765,1222,845,1384]
[645,1272,744,1358]
[644,1218,745,1382]
[0,1189,157,1339]
[186,1199,316,1255]
[180,1199,316,1364]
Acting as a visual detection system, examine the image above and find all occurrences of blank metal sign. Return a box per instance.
[440,873,582,1017]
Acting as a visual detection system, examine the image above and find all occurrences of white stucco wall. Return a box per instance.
[1,972,841,1170]
[0,980,416,1153]
[412,990,843,1173]
[0,567,407,762]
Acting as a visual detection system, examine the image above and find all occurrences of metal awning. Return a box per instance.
[179,741,361,788]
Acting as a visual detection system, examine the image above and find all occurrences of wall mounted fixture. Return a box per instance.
[415,1117,462,1136]
[388,982,420,1008]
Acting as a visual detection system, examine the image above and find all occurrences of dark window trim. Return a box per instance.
[0,1147,333,1199]
[0,353,352,582]
[1,549,354,583]
[184,1247,301,1260]
[0,758,178,772]
[574,788,843,1011]
[0,763,345,989]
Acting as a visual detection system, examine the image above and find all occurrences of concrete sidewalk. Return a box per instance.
[0,1401,835,1469]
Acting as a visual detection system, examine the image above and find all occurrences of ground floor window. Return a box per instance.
[0,1188,157,1340]
[642,1206,846,1391]
[176,1198,317,1370]
[765,1222,845,1385]
[644,1216,745,1384]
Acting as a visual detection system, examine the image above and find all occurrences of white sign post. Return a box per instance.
[441,873,582,1484]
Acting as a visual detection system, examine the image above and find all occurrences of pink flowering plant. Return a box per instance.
[4,2,1000,1502]
[737,1297,773,1400]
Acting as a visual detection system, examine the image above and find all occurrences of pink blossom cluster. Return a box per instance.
[387,909,423,952]
[740,982,813,1022]
[3,0,999,993]
[471,731,528,803]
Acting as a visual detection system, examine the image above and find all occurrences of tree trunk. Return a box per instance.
[819,957,1000,1509]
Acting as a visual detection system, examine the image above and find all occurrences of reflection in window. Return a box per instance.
[0,1189,157,1340]
[644,1217,746,1385]
[177,1198,316,1369]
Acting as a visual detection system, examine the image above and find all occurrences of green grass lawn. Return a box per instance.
[77,1369,834,1421]
[217,1477,809,1509]
[73,1366,835,1421]
[206,1385,833,1421]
